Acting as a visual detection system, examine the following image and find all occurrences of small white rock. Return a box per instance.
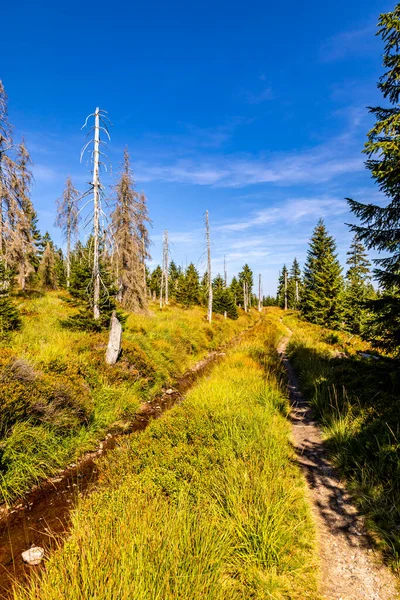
[165,388,174,395]
[21,547,44,566]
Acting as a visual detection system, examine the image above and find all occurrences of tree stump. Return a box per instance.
[105,311,122,365]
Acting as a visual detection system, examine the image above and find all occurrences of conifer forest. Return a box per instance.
[1,2,400,599]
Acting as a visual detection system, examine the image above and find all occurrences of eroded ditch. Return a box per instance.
[0,320,259,598]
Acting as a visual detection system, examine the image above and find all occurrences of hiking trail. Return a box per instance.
[278,324,399,600]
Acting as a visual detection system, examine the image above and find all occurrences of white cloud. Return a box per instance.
[321,25,376,63]
[216,196,347,232]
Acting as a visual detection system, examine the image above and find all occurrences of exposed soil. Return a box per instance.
[0,318,261,598]
[278,328,399,600]
[0,348,229,598]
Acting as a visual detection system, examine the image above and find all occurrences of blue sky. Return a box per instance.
[1,0,392,294]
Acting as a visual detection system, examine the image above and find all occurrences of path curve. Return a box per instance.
[278,325,399,600]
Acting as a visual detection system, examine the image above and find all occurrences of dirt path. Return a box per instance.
[277,327,399,600]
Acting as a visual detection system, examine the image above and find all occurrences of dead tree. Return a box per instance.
[243,280,248,313]
[284,268,288,311]
[224,255,227,286]
[205,210,212,323]
[163,229,169,305]
[258,273,262,312]
[80,107,111,320]
[55,176,79,288]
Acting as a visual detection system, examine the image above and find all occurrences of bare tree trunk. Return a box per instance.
[243,281,247,313]
[164,229,169,305]
[284,269,288,311]
[142,238,146,290]
[224,255,227,286]
[66,210,71,288]
[205,210,212,323]
[258,273,262,312]
[295,279,299,304]
[160,265,164,309]
[92,107,101,320]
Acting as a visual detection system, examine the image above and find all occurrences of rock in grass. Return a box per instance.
[105,311,122,365]
[21,547,44,565]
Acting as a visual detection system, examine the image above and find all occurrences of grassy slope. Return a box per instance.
[13,313,319,600]
[0,292,256,503]
[283,311,400,571]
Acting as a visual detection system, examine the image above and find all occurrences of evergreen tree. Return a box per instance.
[176,263,200,308]
[263,295,278,307]
[55,176,80,288]
[54,247,66,288]
[301,220,344,328]
[111,149,147,312]
[277,265,288,309]
[238,264,253,308]
[168,260,180,299]
[344,235,375,334]
[137,190,152,289]
[347,6,400,353]
[38,241,57,290]
[230,276,241,305]
[287,258,301,309]
[212,274,238,319]
[149,265,162,299]
[0,259,21,334]
[64,238,119,331]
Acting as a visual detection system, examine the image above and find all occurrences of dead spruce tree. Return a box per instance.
[55,176,79,288]
[205,210,212,323]
[9,141,37,290]
[137,191,151,290]
[110,148,147,312]
[160,229,169,307]
[0,81,15,262]
[81,107,111,319]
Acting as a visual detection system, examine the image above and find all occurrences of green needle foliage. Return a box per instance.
[0,260,21,334]
[301,219,343,328]
[176,262,201,308]
[62,239,121,331]
[347,4,400,354]
[212,275,238,319]
[343,235,375,334]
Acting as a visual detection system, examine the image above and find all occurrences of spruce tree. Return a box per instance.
[149,265,162,299]
[168,260,180,299]
[230,276,241,305]
[343,235,374,334]
[111,149,147,312]
[0,81,15,260]
[347,6,400,353]
[238,264,253,308]
[287,258,301,309]
[55,176,80,288]
[176,263,200,308]
[38,241,57,290]
[0,259,21,334]
[64,238,119,331]
[212,275,238,319]
[301,220,344,328]
[9,141,37,290]
[277,265,288,309]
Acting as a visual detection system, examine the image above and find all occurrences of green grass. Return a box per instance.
[13,316,319,600]
[0,292,257,503]
[283,311,400,572]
